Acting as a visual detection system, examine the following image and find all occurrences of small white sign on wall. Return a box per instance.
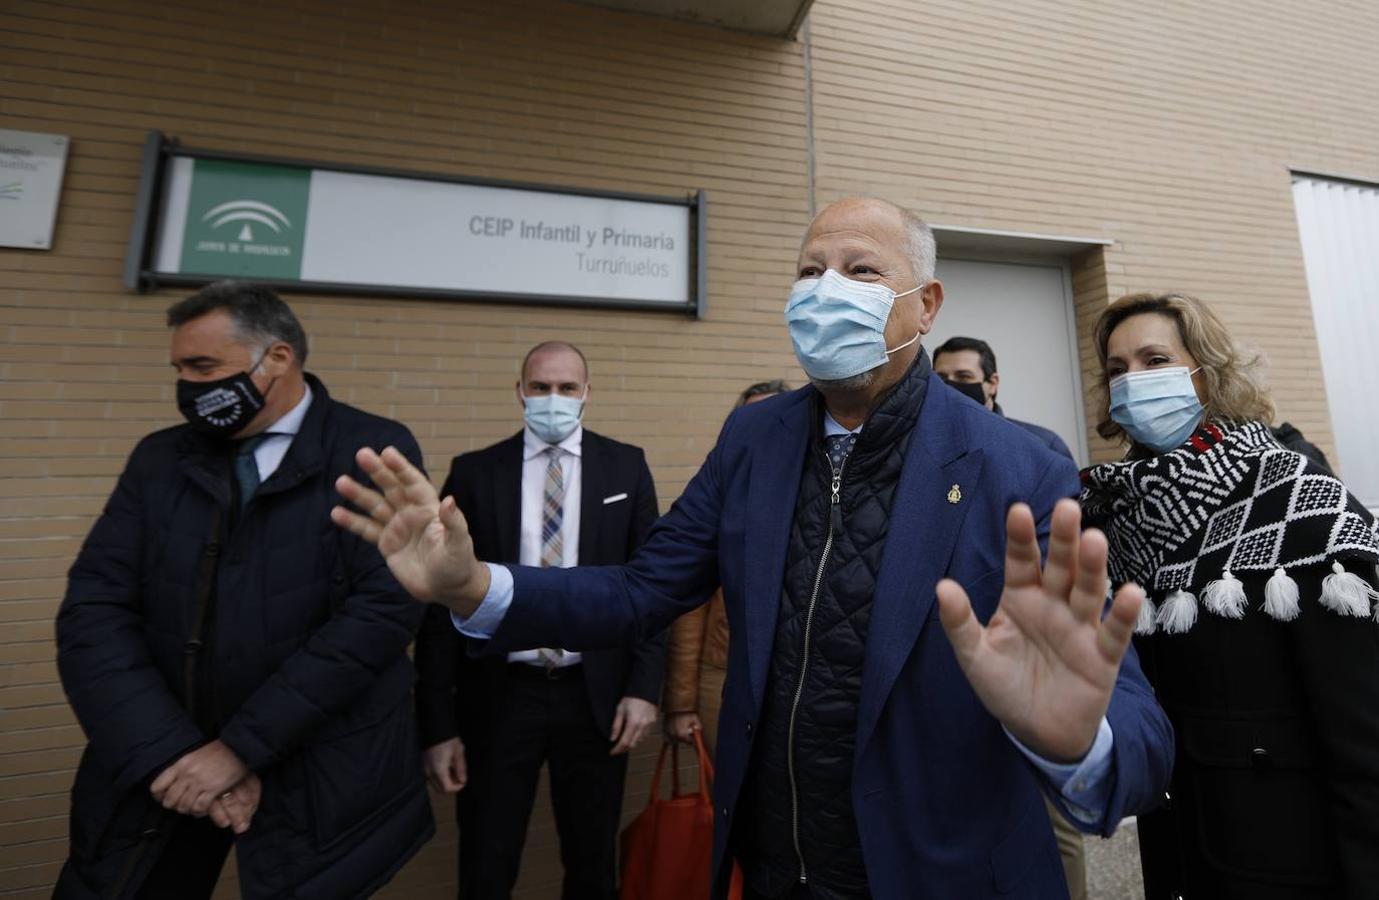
[0,128,70,250]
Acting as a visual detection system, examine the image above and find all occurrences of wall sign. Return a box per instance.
[125,132,707,316]
[0,129,70,250]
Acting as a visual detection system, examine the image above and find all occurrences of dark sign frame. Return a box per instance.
[124,131,708,318]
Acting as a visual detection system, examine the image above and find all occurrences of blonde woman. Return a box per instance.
[663,380,790,756]
[1081,292,1379,899]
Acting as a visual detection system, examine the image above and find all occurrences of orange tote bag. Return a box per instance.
[619,731,743,900]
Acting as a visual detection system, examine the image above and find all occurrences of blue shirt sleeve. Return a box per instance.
[449,562,514,638]
[1006,717,1115,828]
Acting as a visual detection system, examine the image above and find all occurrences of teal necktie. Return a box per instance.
[234,434,270,511]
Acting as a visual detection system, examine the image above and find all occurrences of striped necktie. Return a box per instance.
[537,447,566,669]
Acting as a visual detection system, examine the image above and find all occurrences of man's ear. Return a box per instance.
[917,280,944,334]
[263,341,294,375]
[987,372,1000,403]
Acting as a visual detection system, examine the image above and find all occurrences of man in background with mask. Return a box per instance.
[335,199,1174,900]
[933,336,1075,461]
[54,281,432,899]
[413,340,664,899]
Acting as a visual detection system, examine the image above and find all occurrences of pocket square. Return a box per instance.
[602,492,628,505]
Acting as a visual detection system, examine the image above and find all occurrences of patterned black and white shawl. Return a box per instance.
[1080,420,1379,634]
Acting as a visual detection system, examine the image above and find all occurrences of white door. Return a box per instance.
[928,258,1088,465]
[1292,175,1379,512]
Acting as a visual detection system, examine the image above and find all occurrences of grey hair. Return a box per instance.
[166,280,309,365]
[899,208,937,285]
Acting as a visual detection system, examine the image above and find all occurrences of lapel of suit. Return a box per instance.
[494,432,524,565]
[578,429,603,565]
[743,393,812,710]
[855,376,985,758]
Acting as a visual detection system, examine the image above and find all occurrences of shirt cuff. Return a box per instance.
[1006,717,1115,826]
[449,563,513,639]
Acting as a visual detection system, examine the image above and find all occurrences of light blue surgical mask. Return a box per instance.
[523,390,586,444]
[785,269,922,381]
[1109,366,1204,453]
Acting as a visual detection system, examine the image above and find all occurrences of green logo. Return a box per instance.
[180,160,310,279]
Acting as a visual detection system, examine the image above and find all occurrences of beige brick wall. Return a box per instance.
[807,0,1379,460]
[3,0,1377,896]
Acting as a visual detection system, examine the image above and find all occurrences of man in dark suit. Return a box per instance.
[56,282,431,899]
[933,335,1076,460]
[413,341,665,900]
[337,198,1174,900]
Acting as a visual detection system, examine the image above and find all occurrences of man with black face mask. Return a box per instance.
[933,336,1075,461]
[54,281,433,899]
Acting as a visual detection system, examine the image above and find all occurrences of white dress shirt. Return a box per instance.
[510,424,583,667]
[250,383,312,481]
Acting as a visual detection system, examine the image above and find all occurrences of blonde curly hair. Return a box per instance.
[1093,292,1275,443]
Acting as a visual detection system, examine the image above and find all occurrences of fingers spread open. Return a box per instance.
[1068,527,1110,626]
[935,577,983,670]
[1003,504,1042,592]
[335,475,394,523]
[1040,499,1082,601]
[330,505,382,544]
[1097,582,1143,665]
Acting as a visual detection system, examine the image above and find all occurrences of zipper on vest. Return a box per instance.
[786,452,846,885]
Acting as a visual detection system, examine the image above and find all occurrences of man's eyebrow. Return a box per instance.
[171,355,218,368]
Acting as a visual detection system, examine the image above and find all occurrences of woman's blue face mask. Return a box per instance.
[784,269,922,381]
[1109,366,1204,453]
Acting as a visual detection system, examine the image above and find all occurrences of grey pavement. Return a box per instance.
[1085,817,1145,900]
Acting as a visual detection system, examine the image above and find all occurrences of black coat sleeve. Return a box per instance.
[412,458,468,748]
[56,440,207,793]
[1290,563,1379,898]
[619,449,667,704]
[218,422,428,771]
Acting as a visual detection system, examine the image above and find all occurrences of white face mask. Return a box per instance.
[523,389,586,444]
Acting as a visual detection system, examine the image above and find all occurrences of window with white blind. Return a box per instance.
[1291,174,1379,510]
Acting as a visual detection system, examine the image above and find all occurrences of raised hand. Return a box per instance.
[935,498,1143,763]
[331,447,490,617]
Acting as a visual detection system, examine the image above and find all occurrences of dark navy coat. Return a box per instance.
[476,372,1174,900]
[54,374,433,900]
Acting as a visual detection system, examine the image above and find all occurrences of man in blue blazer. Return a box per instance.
[335,198,1174,900]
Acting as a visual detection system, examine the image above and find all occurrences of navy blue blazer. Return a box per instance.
[1012,417,1075,461]
[482,373,1174,900]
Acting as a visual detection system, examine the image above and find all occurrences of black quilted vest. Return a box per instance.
[734,353,930,899]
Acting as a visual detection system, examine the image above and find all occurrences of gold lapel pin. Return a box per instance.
[947,484,962,504]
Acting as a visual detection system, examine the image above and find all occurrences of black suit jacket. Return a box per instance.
[414,428,665,748]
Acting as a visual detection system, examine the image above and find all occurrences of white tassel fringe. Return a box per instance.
[1263,567,1301,621]
[1135,596,1158,635]
[1320,561,1379,618]
[1202,569,1248,619]
[1156,589,1198,634]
